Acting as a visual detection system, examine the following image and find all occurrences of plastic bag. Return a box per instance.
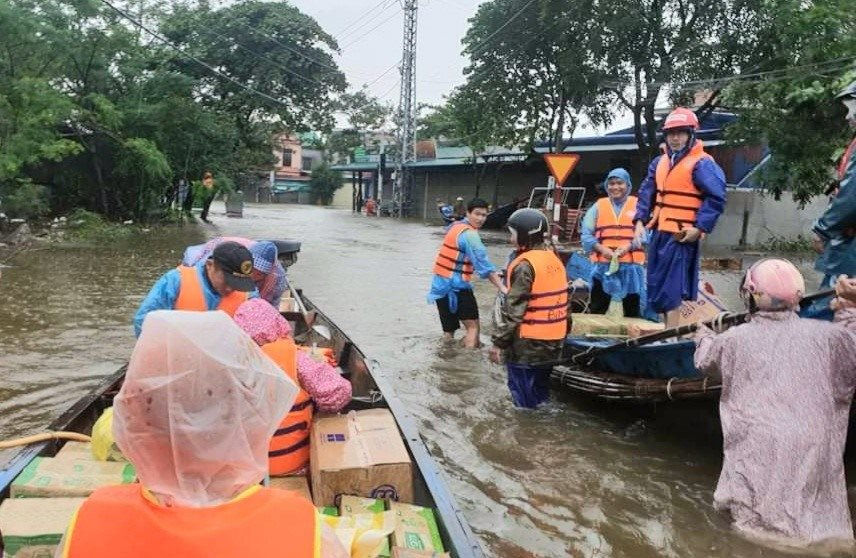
[321,511,397,558]
[91,407,125,462]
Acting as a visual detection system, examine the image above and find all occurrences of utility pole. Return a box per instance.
[395,0,417,218]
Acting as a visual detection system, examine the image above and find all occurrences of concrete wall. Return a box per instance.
[705,189,826,247]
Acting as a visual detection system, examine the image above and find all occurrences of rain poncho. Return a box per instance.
[183,237,287,307]
[580,168,647,304]
[114,310,298,507]
[694,311,856,547]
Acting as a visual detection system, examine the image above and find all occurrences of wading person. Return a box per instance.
[489,209,568,408]
[436,198,455,227]
[234,299,351,476]
[183,237,287,307]
[427,198,506,347]
[580,168,646,317]
[133,241,256,336]
[199,171,217,223]
[810,79,856,311]
[59,311,348,557]
[694,258,856,549]
[633,107,726,327]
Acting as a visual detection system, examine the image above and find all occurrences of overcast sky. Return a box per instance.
[293,0,479,109]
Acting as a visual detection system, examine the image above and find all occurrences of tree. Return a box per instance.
[719,0,856,201]
[308,162,343,205]
[459,0,613,153]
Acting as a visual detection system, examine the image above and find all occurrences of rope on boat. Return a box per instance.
[0,431,91,450]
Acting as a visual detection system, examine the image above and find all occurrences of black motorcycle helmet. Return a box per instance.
[507,208,548,247]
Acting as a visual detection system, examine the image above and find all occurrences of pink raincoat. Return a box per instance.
[695,311,856,547]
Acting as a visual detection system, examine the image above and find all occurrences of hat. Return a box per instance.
[250,241,277,274]
[456,196,464,201]
[210,242,255,291]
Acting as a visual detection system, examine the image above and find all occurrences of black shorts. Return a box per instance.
[436,289,479,333]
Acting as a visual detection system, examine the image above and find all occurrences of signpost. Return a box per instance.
[543,153,580,242]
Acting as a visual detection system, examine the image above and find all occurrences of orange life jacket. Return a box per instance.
[589,196,646,265]
[433,222,474,281]
[650,140,712,233]
[506,249,569,340]
[173,265,248,316]
[65,484,318,558]
[839,136,856,181]
[262,338,313,476]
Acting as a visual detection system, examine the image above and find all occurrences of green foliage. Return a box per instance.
[308,162,343,205]
[721,0,856,201]
[0,180,48,219]
[0,0,345,221]
[753,234,814,254]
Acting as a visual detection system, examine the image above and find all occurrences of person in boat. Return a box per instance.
[133,241,257,337]
[58,310,348,557]
[808,78,856,317]
[489,208,569,408]
[694,258,856,549]
[633,107,726,328]
[182,236,287,307]
[436,198,456,226]
[580,167,647,317]
[836,274,856,304]
[452,196,466,220]
[233,298,351,476]
[428,198,506,347]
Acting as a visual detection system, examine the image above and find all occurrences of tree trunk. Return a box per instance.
[554,92,567,153]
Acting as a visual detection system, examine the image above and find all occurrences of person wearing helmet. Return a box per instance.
[693,258,856,548]
[489,208,569,408]
[809,78,856,309]
[452,196,466,220]
[580,168,647,317]
[633,107,727,327]
[428,198,506,348]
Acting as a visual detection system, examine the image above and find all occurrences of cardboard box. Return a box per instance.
[11,456,136,498]
[0,497,84,556]
[340,496,390,556]
[269,475,312,501]
[389,502,444,553]
[392,549,451,558]
[675,281,729,328]
[310,409,413,507]
[53,441,93,461]
[340,495,385,515]
[570,314,620,336]
[617,317,665,337]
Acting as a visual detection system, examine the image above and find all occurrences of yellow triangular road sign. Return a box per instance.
[544,153,580,186]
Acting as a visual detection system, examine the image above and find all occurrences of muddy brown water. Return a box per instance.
[1,203,847,557]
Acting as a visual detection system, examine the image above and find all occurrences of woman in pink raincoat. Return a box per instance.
[695,259,856,549]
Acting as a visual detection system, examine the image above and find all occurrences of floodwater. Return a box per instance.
[0,203,845,557]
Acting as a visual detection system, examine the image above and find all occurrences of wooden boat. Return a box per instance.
[0,252,485,556]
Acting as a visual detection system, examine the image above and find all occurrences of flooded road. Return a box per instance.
[0,203,843,557]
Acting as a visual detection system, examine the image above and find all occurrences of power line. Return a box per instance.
[467,0,537,57]
[97,0,288,108]
[335,0,399,37]
[339,8,404,50]
[362,58,401,88]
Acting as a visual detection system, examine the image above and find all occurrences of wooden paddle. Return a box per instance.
[535,288,835,368]
[288,284,331,340]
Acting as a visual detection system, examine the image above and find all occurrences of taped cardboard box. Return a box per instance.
[11,456,136,498]
[310,409,413,507]
[389,502,444,553]
[269,475,312,501]
[0,497,84,557]
[392,549,451,558]
[53,441,93,461]
[570,314,620,336]
[340,495,390,557]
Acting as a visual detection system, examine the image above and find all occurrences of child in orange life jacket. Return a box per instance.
[580,168,648,317]
[234,299,351,476]
[489,209,569,408]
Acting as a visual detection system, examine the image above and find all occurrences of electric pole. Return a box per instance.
[395,0,417,218]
